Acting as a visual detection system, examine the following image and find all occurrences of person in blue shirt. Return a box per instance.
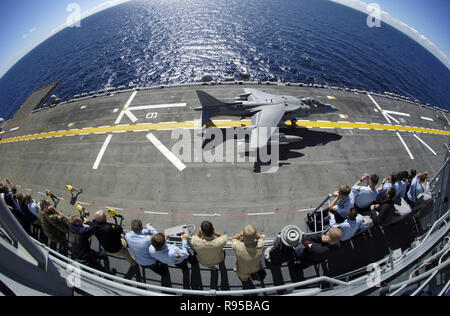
[125,219,167,277]
[149,232,199,289]
[329,185,352,223]
[393,171,409,204]
[376,172,398,202]
[24,194,40,221]
[307,185,352,230]
[350,173,379,213]
[329,208,369,241]
[407,172,428,205]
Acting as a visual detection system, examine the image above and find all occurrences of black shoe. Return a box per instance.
[251,270,267,282]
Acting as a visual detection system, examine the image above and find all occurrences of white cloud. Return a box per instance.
[331,0,450,69]
[29,27,37,33]
[22,34,28,39]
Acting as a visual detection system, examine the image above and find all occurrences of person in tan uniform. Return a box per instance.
[191,221,227,270]
[232,224,266,282]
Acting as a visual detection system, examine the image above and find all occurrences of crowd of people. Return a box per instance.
[0,169,430,288]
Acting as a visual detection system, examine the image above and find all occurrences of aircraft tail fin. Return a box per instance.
[196,90,226,127]
[196,90,227,108]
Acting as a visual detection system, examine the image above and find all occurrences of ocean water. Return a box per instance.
[1,0,449,120]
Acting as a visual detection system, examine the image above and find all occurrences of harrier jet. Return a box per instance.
[195,89,338,149]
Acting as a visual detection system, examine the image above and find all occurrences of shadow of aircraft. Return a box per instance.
[199,127,343,173]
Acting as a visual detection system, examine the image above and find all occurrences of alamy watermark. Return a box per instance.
[366,263,381,288]
[67,3,82,28]
[366,3,382,28]
[66,262,82,288]
[171,127,280,174]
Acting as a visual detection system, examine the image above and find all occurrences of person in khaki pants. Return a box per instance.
[232,224,266,282]
[191,221,227,270]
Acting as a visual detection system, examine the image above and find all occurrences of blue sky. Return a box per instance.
[0,0,128,78]
[373,0,450,58]
[1,0,449,78]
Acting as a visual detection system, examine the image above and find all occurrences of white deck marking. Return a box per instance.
[421,116,434,122]
[413,134,437,156]
[384,113,400,124]
[93,134,113,170]
[123,109,138,123]
[248,212,275,216]
[396,132,414,160]
[114,91,138,124]
[118,101,187,124]
[368,94,417,159]
[383,110,411,117]
[145,211,170,215]
[9,127,19,132]
[146,133,186,171]
[128,103,186,111]
[193,213,220,217]
[368,94,392,124]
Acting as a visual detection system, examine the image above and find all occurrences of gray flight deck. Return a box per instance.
[0,83,449,237]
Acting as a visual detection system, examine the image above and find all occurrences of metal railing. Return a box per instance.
[381,238,450,296]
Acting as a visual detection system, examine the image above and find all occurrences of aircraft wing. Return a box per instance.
[244,89,278,102]
[249,104,286,149]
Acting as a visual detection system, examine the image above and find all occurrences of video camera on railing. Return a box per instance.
[164,224,196,242]
[107,208,124,227]
[75,204,90,220]
[45,189,60,208]
[264,225,303,266]
[66,185,83,205]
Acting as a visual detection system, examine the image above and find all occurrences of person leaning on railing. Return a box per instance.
[292,227,342,270]
[231,224,266,283]
[329,208,369,242]
[394,171,409,204]
[350,173,379,213]
[125,219,168,277]
[191,221,228,270]
[406,172,429,206]
[38,199,70,252]
[16,193,38,235]
[69,216,113,273]
[329,185,352,224]
[370,188,399,226]
[149,232,199,289]
[92,210,139,279]
[0,184,27,229]
[376,172,398,203]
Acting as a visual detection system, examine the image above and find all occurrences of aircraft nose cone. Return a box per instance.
[330,105,339,112]
[283,135,303,143]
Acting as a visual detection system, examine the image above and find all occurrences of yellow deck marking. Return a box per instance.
[1,120,449,145]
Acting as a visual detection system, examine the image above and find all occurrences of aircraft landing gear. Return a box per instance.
[290,119,298,127]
